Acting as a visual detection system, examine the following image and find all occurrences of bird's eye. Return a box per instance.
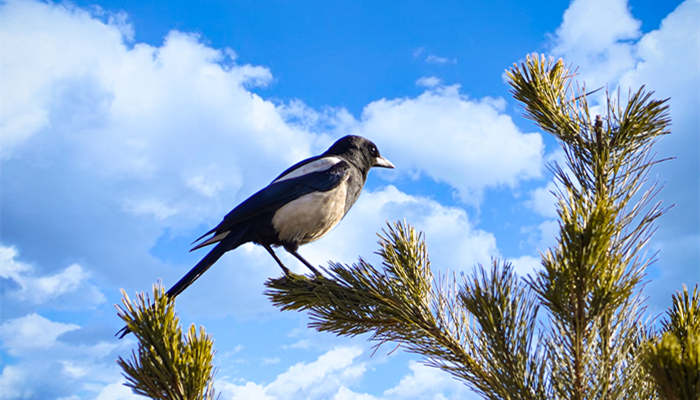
[370,146,378,155]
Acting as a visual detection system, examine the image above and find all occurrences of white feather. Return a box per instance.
[272,178,348,244]
[273,156,343,183]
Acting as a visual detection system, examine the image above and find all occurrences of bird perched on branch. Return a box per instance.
[117,135,393,337]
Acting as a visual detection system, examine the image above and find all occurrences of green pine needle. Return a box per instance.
[643,285,700,400]
[116,285,216,400]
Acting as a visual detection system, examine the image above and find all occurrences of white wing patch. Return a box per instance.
[273,156,343,183]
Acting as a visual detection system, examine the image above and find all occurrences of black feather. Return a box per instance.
[166,240,233,298]
[116,229,248,338]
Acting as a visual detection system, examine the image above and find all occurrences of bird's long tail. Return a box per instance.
[116,231,246,338]
[165,240,230,299]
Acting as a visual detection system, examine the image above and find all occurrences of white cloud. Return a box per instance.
[94,382,141,400]
[425,54,456,64]
[525,181,557,219]
[514,218,559,273]
[218,346,366,399]
[0,313,128,400]
[552,0,641,87]
[412,47,426,58]
[218,347,480,400]
[261,357,281,365]
[0,314,79,354]
[555,0,640,48]
[0,0,308,183]
[356,87,543,203]
[416,76,442,88]
[221,381,273,400]
[411,47,456,63]
[523,148,568,221]
[268,347,364,397]
[535,219,559,251]
[509,255,542,278]
[122,197,179,220]
[334,386,380,400]
[383,361,478,399]
[28,264,86,300]
[283,339,313,350]
[0,366,31,400]
[186,174,225,198]
[0,245,104,307]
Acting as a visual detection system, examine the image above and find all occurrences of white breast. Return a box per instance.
[273,156,343,183]
[271,178,348,245]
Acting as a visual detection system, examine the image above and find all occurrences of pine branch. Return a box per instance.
[266,222,548,400]
[508,54,670,400]
[643,285,700,400]
[116,285,216,400]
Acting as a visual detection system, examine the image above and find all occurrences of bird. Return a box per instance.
[117,135,393,337]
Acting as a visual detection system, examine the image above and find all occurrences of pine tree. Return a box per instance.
[265,54,691,399]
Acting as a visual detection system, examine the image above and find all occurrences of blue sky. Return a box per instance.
[0,0,697,398]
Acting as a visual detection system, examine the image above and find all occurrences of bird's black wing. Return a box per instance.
[222,160,350,226]
[191,160,351,249]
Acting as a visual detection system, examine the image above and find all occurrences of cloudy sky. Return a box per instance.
[0,0,697,398]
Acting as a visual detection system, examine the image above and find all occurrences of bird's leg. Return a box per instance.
[287,249,321,276]
[263,244,290,276]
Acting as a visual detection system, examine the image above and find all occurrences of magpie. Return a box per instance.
[117,135,393,337]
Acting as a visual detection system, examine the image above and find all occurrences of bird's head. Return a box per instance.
[325,135,395,173]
